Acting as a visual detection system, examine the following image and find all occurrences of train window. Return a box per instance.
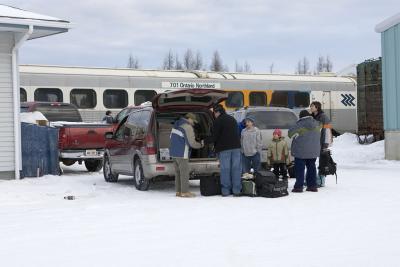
[225,92,244,108]
[20,88,27,102]
[294,92,310,108]
[103,89,128,109]
[270,91,288,107]
[70,89,97,109]
[34,88,63,102]
[134,90,157,106]
[249,92,267,106]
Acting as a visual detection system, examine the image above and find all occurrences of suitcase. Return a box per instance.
[255,170,288,198]
[200,175,221,196]
[241,180,257,197]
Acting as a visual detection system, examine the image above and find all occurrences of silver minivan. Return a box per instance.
[231,107,298,166]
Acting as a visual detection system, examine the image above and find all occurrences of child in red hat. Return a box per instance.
[267,128,290,179]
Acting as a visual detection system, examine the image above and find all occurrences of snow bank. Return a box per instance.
[20,111,48,124]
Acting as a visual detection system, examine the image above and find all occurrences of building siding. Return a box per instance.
[382,24,400,130]
[0,32,15,175]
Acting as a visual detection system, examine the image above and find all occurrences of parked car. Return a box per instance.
[21,102,113,172]
[231,106,298,167]
[103,89,227,191]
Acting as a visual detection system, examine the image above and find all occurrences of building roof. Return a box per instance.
[375,12,400,33]
[0,5,70,39]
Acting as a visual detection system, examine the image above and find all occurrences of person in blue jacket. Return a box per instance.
[170,113,203,198]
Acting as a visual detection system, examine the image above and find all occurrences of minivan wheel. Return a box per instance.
[103,156,118,182]
[134,159,150,191]
[85,159,103,172]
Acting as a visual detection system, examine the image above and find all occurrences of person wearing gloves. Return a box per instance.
[169,113,203,198]
[288,110,321,193]
[267,128,290,179]
[241,116,263,174]
[310,101,333,187]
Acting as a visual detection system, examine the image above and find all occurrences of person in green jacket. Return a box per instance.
[267,129,290,179]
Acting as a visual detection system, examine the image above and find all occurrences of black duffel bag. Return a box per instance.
[255,170,289,198]
[200,175,221,196]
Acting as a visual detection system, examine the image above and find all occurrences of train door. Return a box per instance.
[321,91,332,120]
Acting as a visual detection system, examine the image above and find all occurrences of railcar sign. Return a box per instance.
[162,81,221,89]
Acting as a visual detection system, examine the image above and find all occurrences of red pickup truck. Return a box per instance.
[21,102,113,172]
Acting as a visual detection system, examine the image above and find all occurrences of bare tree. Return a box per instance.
[163,49,174,70]
[175,53,183,70]
[316,55,325,73]
[296,57,310,74]
[127,54,140,69]
[325,56,333,72]
[235,60,243,72]
[243,61,251,73]
[183,49,195,70]
[193,50,203,70]
[269,63,274,73]
[210,50,223,72]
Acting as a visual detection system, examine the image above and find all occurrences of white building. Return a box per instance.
[0,5,70,179]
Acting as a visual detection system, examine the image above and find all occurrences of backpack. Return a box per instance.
[318,149,337,183]
[255,170,288,198]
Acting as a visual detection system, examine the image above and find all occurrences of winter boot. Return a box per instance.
[306,187,318,192]
[179,192,196,198]
[291,187,303,193]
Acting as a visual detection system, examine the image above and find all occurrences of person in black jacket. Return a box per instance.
[206,104,242,196]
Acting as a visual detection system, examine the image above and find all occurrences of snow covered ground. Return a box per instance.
[1,133,400,267]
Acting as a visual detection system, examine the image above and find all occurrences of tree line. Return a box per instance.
[127,50,334,75]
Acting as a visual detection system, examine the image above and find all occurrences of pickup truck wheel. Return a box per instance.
[134,159,150,191]
[103,156,118,182]
[85,159,103,172]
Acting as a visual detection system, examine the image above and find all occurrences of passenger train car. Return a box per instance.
[19,65,357,134]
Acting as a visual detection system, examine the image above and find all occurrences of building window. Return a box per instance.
[249,92,267,106]
[294,92,310,108]
[103,89,128,109]
[225,91,244,108]
[270,91,288,107]
[134,90,157,106]
[20,88,27,102]
[70,89,97,109]
[34,88,63,102]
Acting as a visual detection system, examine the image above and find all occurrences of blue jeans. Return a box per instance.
[218,149,242,195]
[242,153,261,174]
[294,158,317,189]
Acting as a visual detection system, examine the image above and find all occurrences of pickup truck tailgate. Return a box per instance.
[57,124,113,149]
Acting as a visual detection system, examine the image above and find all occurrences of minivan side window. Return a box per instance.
[70,89,97,109]
[249,92,267,106]
[103,89,128,109]
[134,90,157,106]
[225,91,244,108]
[20,88,27,102]
[34,88,63,102]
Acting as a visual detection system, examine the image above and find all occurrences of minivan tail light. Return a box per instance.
[59,131,68,150]
[145,133,156,155]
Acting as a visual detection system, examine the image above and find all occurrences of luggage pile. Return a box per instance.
[241,170,289,198]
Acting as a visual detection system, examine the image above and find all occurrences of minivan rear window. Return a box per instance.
[247,111,297,129]
[35,105,82,122]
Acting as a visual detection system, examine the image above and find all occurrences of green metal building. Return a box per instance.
[376,13,400,160]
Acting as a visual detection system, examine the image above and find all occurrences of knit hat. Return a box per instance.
[185,113,198,123]
[245,116,255,123]
[273,129,282,137]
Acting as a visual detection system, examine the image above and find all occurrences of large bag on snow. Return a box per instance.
[255,170,288,198]
[318,149,337,183]
[200,175,221,196]
[241,180,257,197]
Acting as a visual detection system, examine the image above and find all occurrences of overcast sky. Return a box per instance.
[3,0,398,74]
